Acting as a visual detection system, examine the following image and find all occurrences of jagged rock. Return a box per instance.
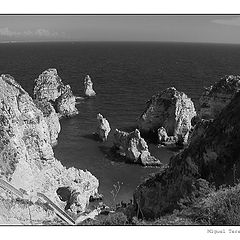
[133,91,240,219]
[113,129,162,166]
[138,87,196,144]
[33,69,78,118]
[55,85,78,118]
[0,74,99,215]
[33,68,65,102]
[84,75,96,97]
[199,75,240,119]
[157,127,168,142]
[0,194,57,225]
[96,113,111,141]
[35,100,61,146]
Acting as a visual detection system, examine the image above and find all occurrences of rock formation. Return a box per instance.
[35,100,61,146]
[55,85,79,118]
[199,75,240,119]
[96,113,111,141]
[84,75,96,97]
[113,129,162,166]
[137,87,196,144]
[157,127,169,142]
[133,90,240,219]
[0,74,99,215]
[33,68,78,118]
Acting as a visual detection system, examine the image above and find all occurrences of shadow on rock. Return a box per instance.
[98,145,128,164]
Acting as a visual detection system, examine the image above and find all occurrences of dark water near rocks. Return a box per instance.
[1,41,240,206]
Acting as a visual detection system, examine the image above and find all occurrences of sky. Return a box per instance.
[1,15,240,43]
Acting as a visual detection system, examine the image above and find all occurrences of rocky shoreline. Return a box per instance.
[0,72,99,224]
[1,70,240,225]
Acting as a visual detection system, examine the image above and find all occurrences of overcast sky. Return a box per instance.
[1,15,240,43]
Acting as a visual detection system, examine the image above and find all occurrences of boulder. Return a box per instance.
[133,91,240,219]
[113,129,162,166]
[96,113,111,141]
[0,74,99,215]
[33,69,78,118]
[35,100,61,146]
[199,75,240,119]
[138,87,196,144]
[84,75,96,97]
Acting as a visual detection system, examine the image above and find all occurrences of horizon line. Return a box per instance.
[1,40,240,45]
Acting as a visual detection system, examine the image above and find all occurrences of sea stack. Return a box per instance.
[96,113,111,141]
[0,74,99,215]
[33,68,78,118]
[133,90,240,219]
[84,75,96,97]
[137,87,196,144]
[113,129,162,166]
[199,75,240,120]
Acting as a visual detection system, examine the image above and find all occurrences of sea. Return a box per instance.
[1,41,240,206]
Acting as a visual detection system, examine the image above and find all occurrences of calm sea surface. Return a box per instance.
[1,42,240,206]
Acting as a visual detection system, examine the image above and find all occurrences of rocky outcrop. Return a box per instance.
[96,113,111,141]
[113,129,162,166]
[33,68,65,102]
[35,100,61,146]
[55,85,78,118]
[0,74,99,215]
[157,127,169,142]
[199,75,240,119]
[133,90,240,219]
[84,75,96,97]
[33,69,78,118]
[138,87,196,144]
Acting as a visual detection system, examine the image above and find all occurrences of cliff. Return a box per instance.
[137,87,196,144]
[34,100,61,146]
[0,74,99,217]
[33,68,78,118]
[133,90,240,219]
[199,75,240,119]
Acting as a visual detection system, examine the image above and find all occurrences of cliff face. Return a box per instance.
[199,75,240,119]
[0,74,99,214]
[134,91,240,219]
[56,85,79,118]
[113,129,162,166]
[137,87,196,143]
[34,69,78,118]
[35,100,61,146]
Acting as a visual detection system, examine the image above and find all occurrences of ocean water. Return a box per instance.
[1,41,240,206]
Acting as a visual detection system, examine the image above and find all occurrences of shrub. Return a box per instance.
[81,212,128,225]
[183,183,240,225]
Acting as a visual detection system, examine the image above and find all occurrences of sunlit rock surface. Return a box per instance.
[96,113,111,141]
[113,129,162,166]
[56,85,78,118]
[33,68,78,118]
[35,100,61,146]
[138,87,196,144]
[0,74,99,216]
[84,75,96,97]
